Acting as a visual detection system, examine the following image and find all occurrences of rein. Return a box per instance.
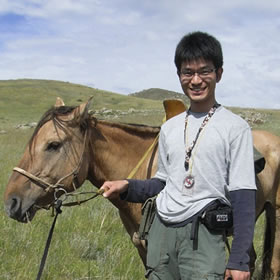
[127,133,159,179]
[35,200,62,280]
[13,164,103,208]
[127,115,164,179]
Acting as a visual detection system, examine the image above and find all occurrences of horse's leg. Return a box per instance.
[117,207,147,266]
[106,198,146,265]
[249,244,257,277]
[253,177,265,279]
[250,201,264,278]
[261,202,275,280]
[268,173,280,280]
[269,206,280,280]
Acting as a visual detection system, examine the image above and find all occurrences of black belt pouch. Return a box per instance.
[201,200,233,231]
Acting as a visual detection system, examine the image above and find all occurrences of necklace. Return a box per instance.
[183,103,220,189]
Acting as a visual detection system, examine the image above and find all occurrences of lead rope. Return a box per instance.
[36,199,62,280]
[35,188,105,280]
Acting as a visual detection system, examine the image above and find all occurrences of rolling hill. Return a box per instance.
[0,79,279,135]
[0,79,167,128]
[129,88,189,104]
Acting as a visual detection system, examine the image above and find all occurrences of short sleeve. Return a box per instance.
[228,127,256,191]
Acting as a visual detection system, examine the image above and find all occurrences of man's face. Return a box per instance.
[178,59,223,107]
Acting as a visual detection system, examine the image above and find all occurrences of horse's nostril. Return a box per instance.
[6,195,21,218]
[11,197,19,211]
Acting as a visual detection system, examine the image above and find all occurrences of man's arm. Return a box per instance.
[226,189,256,274]
[101,178,166,203]
[225,122,256,280]
[121,178,165,202]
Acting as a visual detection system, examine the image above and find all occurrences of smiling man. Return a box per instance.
[101,31,256,280]
[178,60,222,112]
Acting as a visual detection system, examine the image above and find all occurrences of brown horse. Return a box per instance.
[3,98,280,279]
[252,130,280,280]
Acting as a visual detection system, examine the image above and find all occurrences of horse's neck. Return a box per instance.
[87,120,160,187]
[86,120,160,231]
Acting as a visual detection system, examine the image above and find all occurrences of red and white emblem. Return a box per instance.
[184,175,195,188]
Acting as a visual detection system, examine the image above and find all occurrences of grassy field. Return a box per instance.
[0,79,280,279]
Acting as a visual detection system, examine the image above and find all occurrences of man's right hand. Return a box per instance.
[100,180,129,199]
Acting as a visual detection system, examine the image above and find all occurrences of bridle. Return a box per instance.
[13,123,102,208]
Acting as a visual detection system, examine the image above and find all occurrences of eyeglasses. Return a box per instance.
[180,68,216,80]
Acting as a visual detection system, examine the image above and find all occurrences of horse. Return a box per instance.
[3,98,280,279]
[252,130,280,279]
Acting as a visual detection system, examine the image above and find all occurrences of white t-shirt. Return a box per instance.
[155,106,256,224]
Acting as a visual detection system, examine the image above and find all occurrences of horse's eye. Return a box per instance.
[46,141,61,151]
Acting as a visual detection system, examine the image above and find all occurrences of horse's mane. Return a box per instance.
[28,106,77,148]
[29,106,161,149]
[96,119,161,136]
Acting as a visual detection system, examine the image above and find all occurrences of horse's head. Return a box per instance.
[4,97,92,223]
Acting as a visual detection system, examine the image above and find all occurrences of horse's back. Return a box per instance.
[253,130,280,209]
[253,130,280,160]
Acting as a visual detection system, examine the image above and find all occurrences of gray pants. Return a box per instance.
[146,215,226,280]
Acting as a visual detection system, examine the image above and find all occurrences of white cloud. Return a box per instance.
[0,0,279,108]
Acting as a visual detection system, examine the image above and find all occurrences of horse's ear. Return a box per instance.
[77,97,93,121]
[55,97,65,107]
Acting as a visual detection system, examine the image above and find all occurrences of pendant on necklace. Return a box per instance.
[184,175,195,188]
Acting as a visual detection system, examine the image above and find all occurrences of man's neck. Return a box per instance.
[189,100,218,113]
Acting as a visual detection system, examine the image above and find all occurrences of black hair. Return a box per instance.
[174,31,223,72]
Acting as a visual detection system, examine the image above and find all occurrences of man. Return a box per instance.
[101,31,256,280]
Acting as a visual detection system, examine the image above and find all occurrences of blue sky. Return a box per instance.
[0,0,279,109]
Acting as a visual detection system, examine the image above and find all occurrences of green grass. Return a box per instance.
[0,131,145,279]
[230,107,280,136]
[0,192,145,280]
[0,79,279,279]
